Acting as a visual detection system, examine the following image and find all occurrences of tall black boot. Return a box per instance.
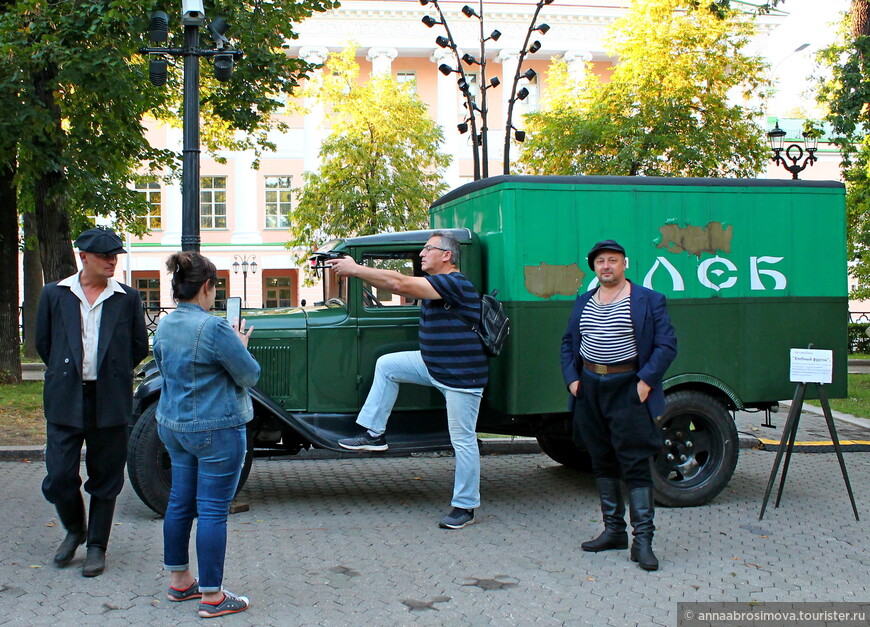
[82,497,115,577]
[581,478,628,552]
[53,493,87,567]
[628,486,658,571]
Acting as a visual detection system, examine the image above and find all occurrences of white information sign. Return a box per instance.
[789,348,833,384]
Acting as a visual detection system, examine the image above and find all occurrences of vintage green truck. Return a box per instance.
[127,175,848,515]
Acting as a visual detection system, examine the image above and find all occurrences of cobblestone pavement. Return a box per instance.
[1,447,868,626]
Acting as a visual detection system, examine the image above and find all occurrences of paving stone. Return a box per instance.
[0,450,868,625]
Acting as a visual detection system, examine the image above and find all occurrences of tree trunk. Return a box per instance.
[31,63,76,284]
[22,212,42,360]
[0,161,21,383]
[853,0,870,39]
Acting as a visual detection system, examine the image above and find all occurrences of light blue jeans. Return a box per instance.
[158,424,246,593]
[357,351,484,510]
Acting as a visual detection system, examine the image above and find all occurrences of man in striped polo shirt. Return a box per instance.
[328,231,488,529]
[560,240,677,571]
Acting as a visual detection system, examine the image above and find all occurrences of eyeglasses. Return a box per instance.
[421,245,449,253]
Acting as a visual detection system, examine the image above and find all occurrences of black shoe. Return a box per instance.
[439,507,475,529]
[54,530,86,567]
[82,547,106,577]
[338,432,388,451]
[581,529,629,552]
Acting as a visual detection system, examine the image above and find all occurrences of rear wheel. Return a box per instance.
[652,390,738,507]
[127,404,254,516]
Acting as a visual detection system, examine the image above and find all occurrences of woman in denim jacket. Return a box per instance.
[152,252,260,619]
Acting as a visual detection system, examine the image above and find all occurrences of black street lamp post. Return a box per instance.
[767,121,818,180]
[140,2,243,252]
[421,0,552,179]
[232,254,258,307]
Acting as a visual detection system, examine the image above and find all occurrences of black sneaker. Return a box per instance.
[198,590,249,618]
[338,432,388,451]
[439,507,475,529]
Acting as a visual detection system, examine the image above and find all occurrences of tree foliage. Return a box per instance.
[817,1,870,298]
[0,0,337,378]
[290,48,450,258]
[519,0,769,177]
[0,0,338,277]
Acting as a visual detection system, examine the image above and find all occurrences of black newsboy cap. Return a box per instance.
[74,227,126,255]
[587,239,626,270]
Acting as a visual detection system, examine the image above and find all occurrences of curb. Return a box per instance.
[0,439,542,463]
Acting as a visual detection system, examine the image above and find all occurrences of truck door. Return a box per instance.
[356,250,443,409]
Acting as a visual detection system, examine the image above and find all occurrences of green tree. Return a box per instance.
[519,0,768,177]
[290,48,450,257]
[0,0,337,380]
[817,1,870,298]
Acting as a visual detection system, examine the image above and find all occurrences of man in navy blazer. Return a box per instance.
[36,227,149,577]
[560,240,676,571]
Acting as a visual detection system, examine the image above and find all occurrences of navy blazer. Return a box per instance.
[36,279,149,428]
[560,281,677,418]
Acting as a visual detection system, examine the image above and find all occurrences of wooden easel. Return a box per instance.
[759,380,859,521]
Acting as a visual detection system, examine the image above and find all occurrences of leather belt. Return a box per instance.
[583,360,637,375]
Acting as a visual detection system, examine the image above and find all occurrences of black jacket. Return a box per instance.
[36,279,149,428]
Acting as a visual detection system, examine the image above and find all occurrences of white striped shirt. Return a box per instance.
[579,296,637,364]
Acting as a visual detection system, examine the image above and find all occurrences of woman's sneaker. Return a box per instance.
[167,580,202,602]
[197,591,250,618]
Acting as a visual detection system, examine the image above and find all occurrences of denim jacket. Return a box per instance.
[153,302,261,432]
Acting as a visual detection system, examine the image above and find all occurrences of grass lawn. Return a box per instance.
[805,373,870,418]
[0,381,45,446]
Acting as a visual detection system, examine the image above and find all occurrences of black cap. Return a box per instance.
[587,239,626,270]
[74,227,126,255]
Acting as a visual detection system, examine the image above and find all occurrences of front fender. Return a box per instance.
[131,366,339,450]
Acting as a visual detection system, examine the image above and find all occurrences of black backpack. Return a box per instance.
[447,289,510,357]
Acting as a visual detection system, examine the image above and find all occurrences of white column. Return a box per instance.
[231,152,262,245]
[431,47,461,186]
[564,50,594,83]
[161,125,183,247]
[366,47,398,76]
[496,50,519,124]
[300,46,330,174]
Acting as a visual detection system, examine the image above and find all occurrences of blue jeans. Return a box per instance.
[357,351,484,510]
[158,424,246,593]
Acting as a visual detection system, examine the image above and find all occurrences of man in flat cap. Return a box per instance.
[36,227,149,576]
[560,240,676,571]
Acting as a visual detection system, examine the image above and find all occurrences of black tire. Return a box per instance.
[652,390,738,507]
[536,432,594,471]
[127,404,255,516]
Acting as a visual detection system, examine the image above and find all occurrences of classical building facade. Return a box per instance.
[31,1,800,315]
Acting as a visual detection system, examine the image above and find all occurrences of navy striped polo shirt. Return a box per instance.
[419,272,488,389]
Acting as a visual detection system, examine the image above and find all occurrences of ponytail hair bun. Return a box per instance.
[166,252,217,302]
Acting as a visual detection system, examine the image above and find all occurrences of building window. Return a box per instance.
[397,71,417,93]
[264,176,292,229]
[136,277,161,311]
[134,179,162,230]
[516,75,540,114]
[214,275,228,310]
[200,176,227,230]
[264,275,296,307]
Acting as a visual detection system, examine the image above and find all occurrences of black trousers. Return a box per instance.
[573,368,662,489]
[42,382,127,504]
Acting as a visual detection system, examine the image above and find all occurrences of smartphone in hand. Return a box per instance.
[226,296,242,329]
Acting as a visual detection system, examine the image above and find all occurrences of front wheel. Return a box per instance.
[652,390,738,507]
[127,404,254,516]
